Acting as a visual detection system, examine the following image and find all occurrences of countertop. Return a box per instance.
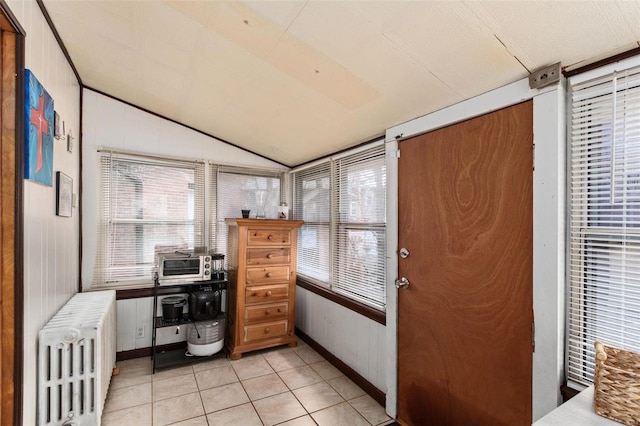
[533,386,621,426]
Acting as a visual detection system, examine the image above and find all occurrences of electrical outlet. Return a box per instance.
[136,326,145,339]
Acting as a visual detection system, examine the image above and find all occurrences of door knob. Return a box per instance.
[395,277,410,289]
[399,248,409,259]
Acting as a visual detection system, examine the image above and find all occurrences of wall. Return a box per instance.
[385,78,565,421]
[81,90,285,352]
[6,1,82,424]
[295,287,387,392]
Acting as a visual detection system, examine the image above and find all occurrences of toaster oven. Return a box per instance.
[157,251,213,285]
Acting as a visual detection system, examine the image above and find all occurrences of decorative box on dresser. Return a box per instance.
[225,218,304,360]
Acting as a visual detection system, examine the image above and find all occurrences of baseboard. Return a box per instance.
[295,328,386,407]
[116,341,186,361]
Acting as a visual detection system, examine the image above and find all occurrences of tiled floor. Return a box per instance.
[103,340,393,426]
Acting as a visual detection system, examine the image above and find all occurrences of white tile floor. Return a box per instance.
[103,340,393,426]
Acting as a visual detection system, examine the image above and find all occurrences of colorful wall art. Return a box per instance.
[25,69,54,186]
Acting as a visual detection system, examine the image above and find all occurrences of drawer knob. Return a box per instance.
[266,272,272,278]
[265,309,271,315]
[265,327,270,334]
[266,291,272,297]
[252,292,257,297]
[268,234,274,241]
[267,253,274,259]
[277,308,281,313]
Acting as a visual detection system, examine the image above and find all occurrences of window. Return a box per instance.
[95,152,205,287]
[294,162,331,282]
[211,166,284,262]
[567,63,640,387]
[292,143,386,310]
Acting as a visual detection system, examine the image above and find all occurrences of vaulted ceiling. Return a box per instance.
[42,0,640,166]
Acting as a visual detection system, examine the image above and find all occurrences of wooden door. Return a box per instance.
[397,102,533,425]
[0,11,23,424]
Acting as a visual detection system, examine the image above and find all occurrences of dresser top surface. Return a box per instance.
[225,218,304,228]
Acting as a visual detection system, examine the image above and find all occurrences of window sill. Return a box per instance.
[296,277,386,326]
[115,284,190,300]
[561,384,581,402]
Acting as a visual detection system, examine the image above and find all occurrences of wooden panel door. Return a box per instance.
[0,19,21,425]
[397,102,533,425]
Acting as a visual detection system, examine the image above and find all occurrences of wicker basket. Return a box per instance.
[593,341,640,426]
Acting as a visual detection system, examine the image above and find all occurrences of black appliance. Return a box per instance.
[161,296,186,322]
[189,283,222,321]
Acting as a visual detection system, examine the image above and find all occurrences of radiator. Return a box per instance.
[38,290,117,426]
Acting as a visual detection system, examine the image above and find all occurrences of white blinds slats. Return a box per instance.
[96,153,205,287]
[293,163,331,285]
[212,166,284,262]
[292,143,386,310]
[332,146,386,309]
[568,64,640,387]
[208,163,218,256]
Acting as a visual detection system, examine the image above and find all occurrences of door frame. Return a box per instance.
[384,78,566,421]
[0,2,25,424]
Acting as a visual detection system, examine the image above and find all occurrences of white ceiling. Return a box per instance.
[42,0,640,167]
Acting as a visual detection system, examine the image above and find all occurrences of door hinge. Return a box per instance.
[532,143,535,171]
[532,319,536,352]
[396,149,401,158]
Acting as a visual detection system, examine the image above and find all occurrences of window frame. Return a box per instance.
[566,61,640,388]
[210,165,285,267]
[94,151,206,289]
[292,141,387,317]
[95,153,288,291]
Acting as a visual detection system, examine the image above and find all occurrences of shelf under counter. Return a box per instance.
[152,313,227,372]
[154,313,225,328]
[155,278,228,291]
[153,345,226,371]
[151,277,229,373]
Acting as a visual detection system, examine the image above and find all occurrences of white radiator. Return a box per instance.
[38,290,117,426]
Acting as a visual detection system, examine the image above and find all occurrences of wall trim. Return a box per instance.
[295,329,386,408]
[0,12,27,423]
[563,46,640,78]
[296,278,386,325]
[0,0,25,35]
[13,32,25,426]
[78,88,83,292]
[34,0,82,85]
[291,134,384,170]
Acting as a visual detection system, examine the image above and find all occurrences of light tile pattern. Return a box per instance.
[102,341,393,425]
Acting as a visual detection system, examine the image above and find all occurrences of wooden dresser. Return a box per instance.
[225,218,304,360]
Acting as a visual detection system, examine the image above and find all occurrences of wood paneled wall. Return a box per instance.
[295,286,386,392]
[5,1,82,423]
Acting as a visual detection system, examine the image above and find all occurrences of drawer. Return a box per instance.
[245,302,289,324]
[245,284,289,304]
[244,320,288,342]
[246,248,290,266]
[247,229,291,246]
[246,266,290,285]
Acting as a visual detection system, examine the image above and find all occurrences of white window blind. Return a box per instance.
[96,153,205,287]
[212,166,284,260]
[293,143,386,310]
[568,64,640,387]
[293,163,331,284]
